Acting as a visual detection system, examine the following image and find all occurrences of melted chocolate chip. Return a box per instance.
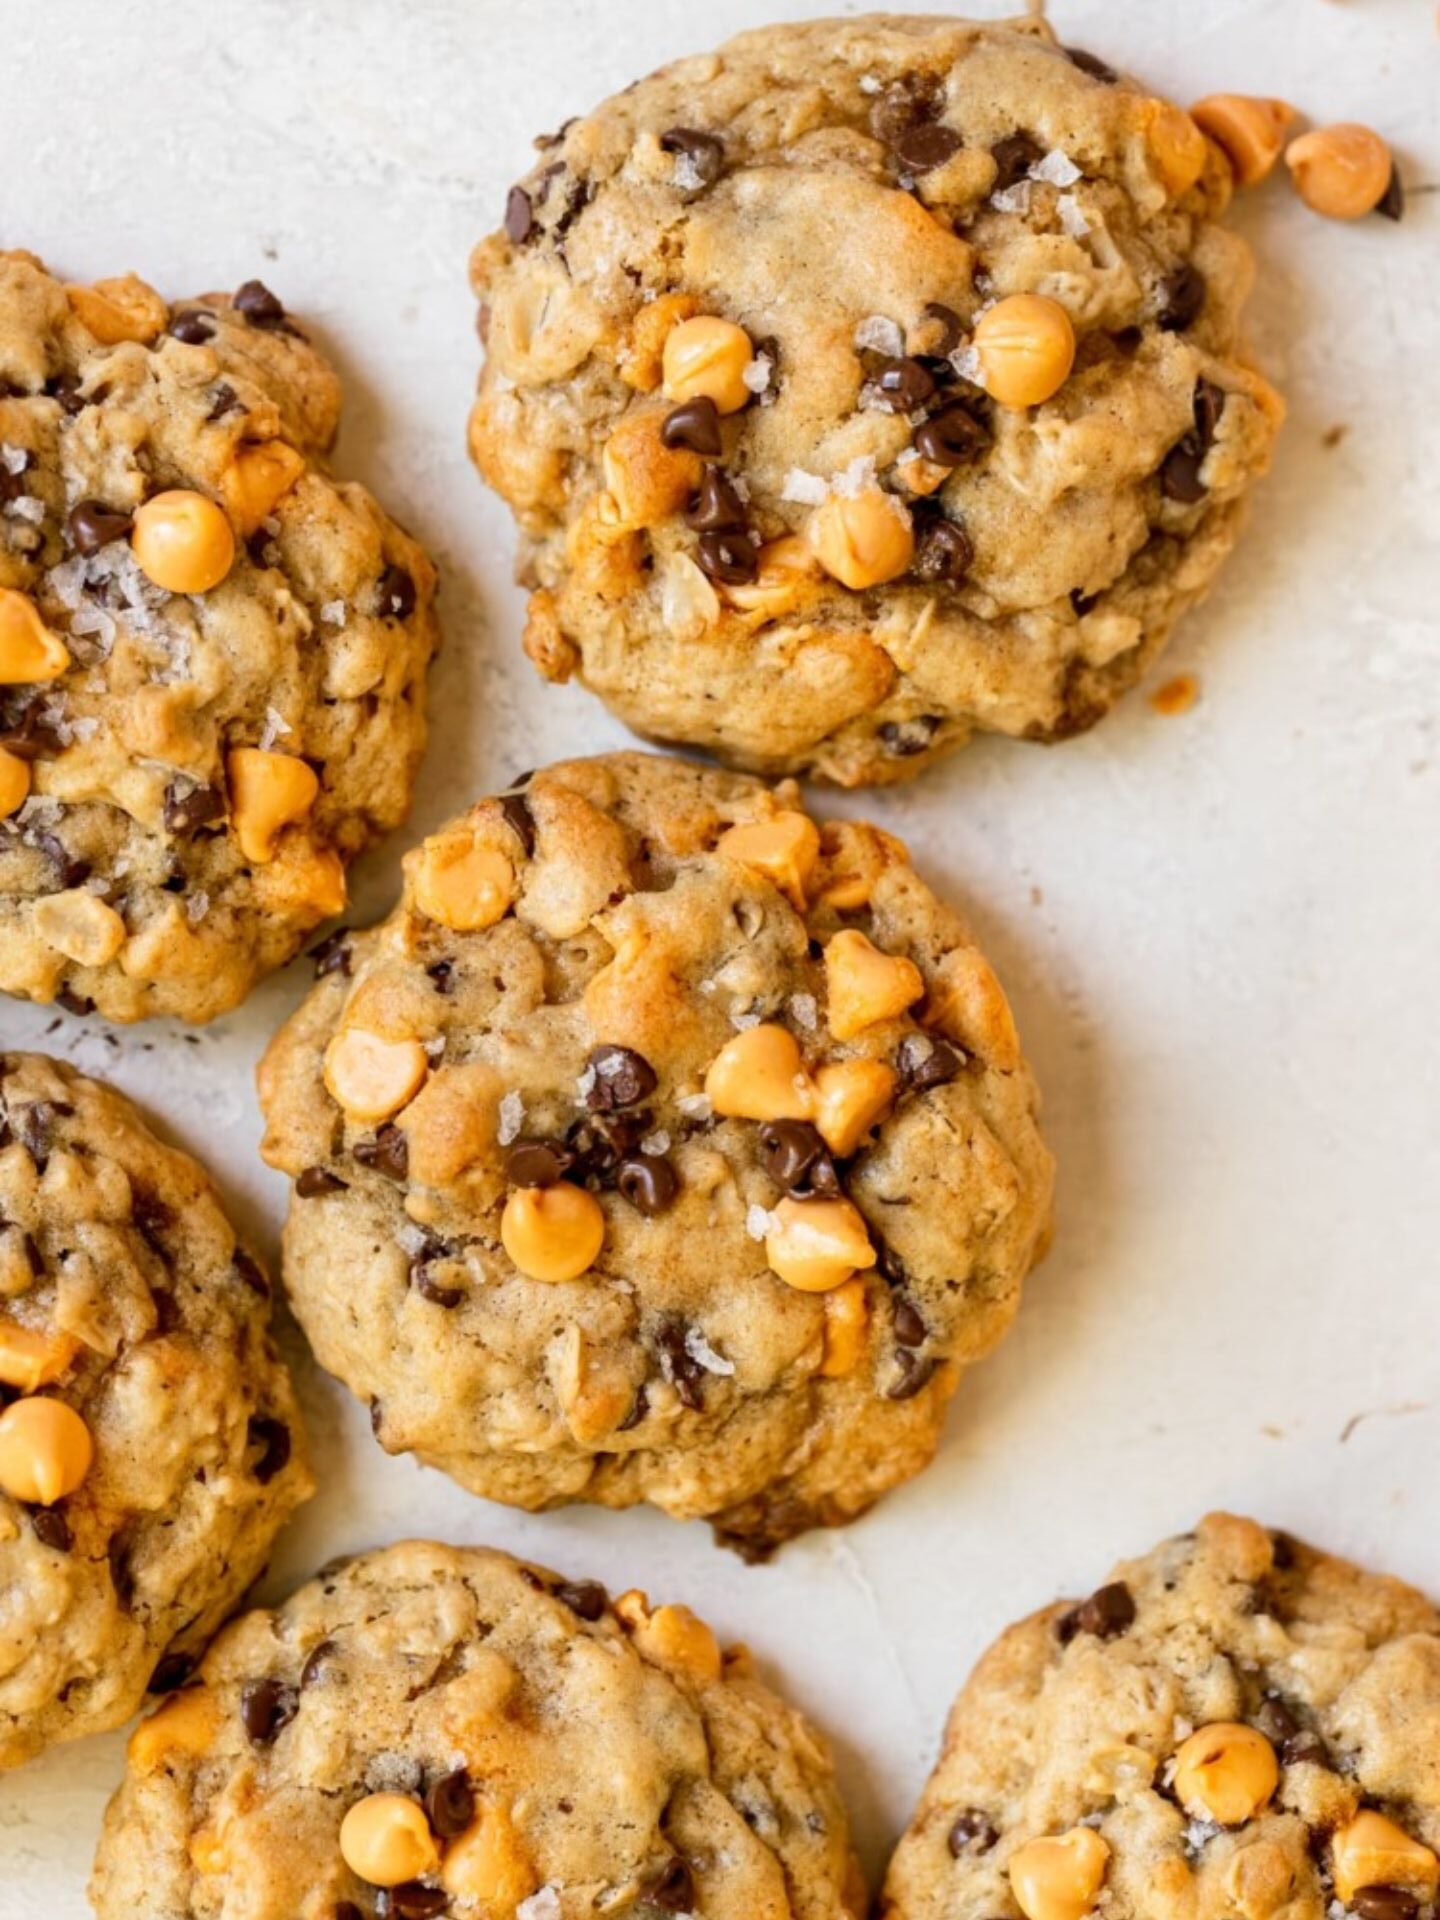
[1352,1890,1418,1920]
[872,356,936,412]
[31,1508,72,1552]
[1057,1580,1136,1643]
[554,1579,608,1622]
[163,780,225,835]
[206,382,243,423]
[377,563,417,620]
[246,1415,291,1486]
[0,701,66,761]
[912,516,973,584]
[309,929,353,979]
[914,403,989,468]
[425,1769,476,1840]
[232,279,287,327]
[296,1165,347,1198]
[1194,377,1226,450]
[46,372,86,416]
[1159,263,1206,333]
[300,1639,337,1689]
[894,121,963,173]
[655,1318,705,1411]
[567,1109,650,1180]
[644,1858,695,1913]
[991,132,1044,193]
[378,1885,449,1920]
[67,500,133,554]
[947,1809,999,1857]
[168,309,215,344]
[616,1153,679,1216]
[499,791,537,856]
[1376,166,1405,222]
[505,1140,574,1188]
[879,715,941,759]
[660,128,725,189]
[586,1045,658,1111]
[240,1677,298,1746]
[35,831,90,889]
[505,185,535,243]
[921,301,965,357]
[759,1121,841,1199]
[661,396,723,456]
[427,959,457,995]
[352,1124,409,1182]
[1160,379,1227,503]
[893,1297,927,1347]
[696,528,758,585]
[887,1349,939,1400]
[1064,46,1119,84]
[684,468,747,532]
[897,1032,964,1092]
[148,1652,195,1694]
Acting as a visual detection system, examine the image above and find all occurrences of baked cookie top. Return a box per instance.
[91,1539,865,1920]
[257,751,1052,1554]
[0,1053,312,1770]
[883,1512,1440,1920]
[468,13,1282,786]
[0,250,438,1023]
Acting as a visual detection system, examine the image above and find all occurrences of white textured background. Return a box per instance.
[1,0,1437,1907]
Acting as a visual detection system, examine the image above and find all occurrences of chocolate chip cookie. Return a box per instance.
[0,250,438,1023]
[257,751,1052,1555]
[883,1513,1440,1920]
[468,15,1282,784]
[91,1539,865,1919]
[0,1053,312,1769]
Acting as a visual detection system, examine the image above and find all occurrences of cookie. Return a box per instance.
[883,1512,1440,1920]
[468,14,1283,785]
[91,1539,865,1919]
[0,250,438,1023]
[0,1053,312,1769]
[257,751,1052,1554]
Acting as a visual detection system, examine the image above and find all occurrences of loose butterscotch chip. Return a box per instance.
[130,490,236,594]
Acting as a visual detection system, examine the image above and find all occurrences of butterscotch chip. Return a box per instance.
[257,751,1052,1555]
[0,1053,311,1769]
[0,251,438,1024]
[885,1515,1440,1920]
[468,16,1282,784]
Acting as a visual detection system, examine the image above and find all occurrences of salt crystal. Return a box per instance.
[423,1035,447,1060]
[68,715,99,742]
[745,1204,773,1242]
[781,467,829,507]
[833,455,878,499]
[320,598,347,625]
[185,891,209,924]
[6,495,45,524]
[640,1129,671,1156]
[685,1327,736,1376]
[518,1889,561,1920]
[730,1005,762,1031]
[895,447,920,468]
[787,992,818,1031]
[854,314,905,358]
[259,706,292,752]
[989,181,1032,215]
[676,1092,712,1119]
[741,354,772,395]
[1030,148,1082,187]
[1057,193,1091,238]
[673,152,706,192]
[858,72,882,95]
[575,1064,598,1101]
[498,1091,525,1145]
[948,344,985,387]
[395,1221,431,1258]
[1,445,29,475]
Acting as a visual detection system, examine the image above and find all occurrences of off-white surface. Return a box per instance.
[2,0,1437,1906]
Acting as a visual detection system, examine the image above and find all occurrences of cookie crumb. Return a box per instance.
[1150,672,1200,717]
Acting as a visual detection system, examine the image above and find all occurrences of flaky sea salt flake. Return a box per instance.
[1031,148,1082,187]
[497,1091,525,1146]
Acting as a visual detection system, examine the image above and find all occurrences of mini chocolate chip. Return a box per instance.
[991,132,1044,192]
[921,301,965,357]
[617,1153,679,1216]
[233,279,287,326]
[1282,1728,1329,1766]
[1353,1892,1419,1920]
[914,403,989,468]
[246,1415,291,1486]
[1065,46,1119,84]
[661,396,723,455]
[1254,1697,1299,1744]
[759,1121,836,1198]
[879,715,940,758]
[696,528,758,586]
[309,929,353,978]
[893,1297,927,1347]
[505,184,535,243]
[352,1124,409,1182]
[297,1165,346,1197]
[655,1318,705,1411]
[1071,586,1101,617]
[0,701,66,761]
[1058,1580,1136,1643]
[232,1248,269,1296]
[894,121,962,173]
[148,1652,195,1694]
[35,831,90,889]
[617,1385,649,1431]
[1376,167,1405,222]
[1159,437,1206,504]
[168,309,215,344]
[46,372,86,415]
[645,1858,695,1912]
[873,356,937,412]
[240,1677,298,1746]
[377,563,416,620]
[505,1140,574,1188]
[206,381,243,423]
[163,780,225,835]
[1159,263,1206,333]
[425,1769,476,1840]
[660,127,725,189]
[300,1639,337,1689]
[897,1033,963,1092]
[887,1349,939,1400]
[870,74,944,148]
[554,1579,608,1621]
[427,959,456,994]
[67,500,133,554]
[378,1885,449,1920]
[567,1109,650,1180]
[499,791,537,856]
[947,1809,999,1857]
[684,467,747,532]
[586,1045,658,1110]
[411,1257,464,1310]
[1194,377,1227,451]
[31,1508,72,1552]
[912,517,973,584]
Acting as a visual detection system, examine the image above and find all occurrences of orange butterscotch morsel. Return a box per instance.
[1173,1723,1278,1825]
[0,1395,94,1505]
[1191,95,1298,187]
[824,929,924,1041]
[226,747,320,864]
[722,535,821,620]
[442,1805,538,1907]
[0,745,31,819]
[1143,97,1210,197]
[339,1793,440,1889]
[1330,1812,1440,1905]
[64,273,167,345]
[131,489,236,594]
[765,1195,876,1294]
[1286,124,1396,220]
[715,811,821,912]
[0,1321,77,1393]
[0,588,71,685]
[812,1058,898,1158]
[127,1687,222,1774]
[622,1598,724,1684]
[807,487,915,590]
[661,315,755,415]
[704,1024,815,1124]
[973,295,1076,410]
[601,410,703,529]
[323,1029,429,1124]
[501,1184,605,1283]
[619,291,699,391]
[819,1276,870,1377]
[33,888,127,968]
[1008,1829,1112,1920]
[220,440,306,537]
[409,826,516,933]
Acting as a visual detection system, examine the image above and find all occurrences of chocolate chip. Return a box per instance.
[148,1652,195,1693]
[1376,167,1405,221]
[1194,377,1226,451]
[618,1385,649,1432]
[1159,263,1206,333]
[46,372,86,416]
[921,302,965,357]
[246,1415,291,1485]
[872,356,937,412]
[206,382,243,423]
[425,1769,475,1840]
[1280,1728,1329,1767]
[696,528,758,586]
[1270,1529,1297,1570]
[991,132,1043,193]
[644,1858,695,1913]
[947,1809,999,1857]
[335,1906,364,1920]
[567,1109,650,1181]
[168,309,215,344]
[1353,1891,1418,1920]
[309,929,353,979]
[163,780,225,835]
[554,1579,608,1622]
[617,1153,679,1216]
[879,715,940,759]
[411,1256,464,1310]
[586,1045,658,1111]
[31,1508,72,1552]
[1159,437,1206,504]
[912,517,973,584]
[913,403,989,468]
[684,468,747,532]
[499,791,537,856]
[0,700,66,761]
[300,1639,337,1689]
[35,831,90,890]
[897,1033,963,1092]
[297,1165,346,1198]
[660,128,725,189]
[240,1677,298,1746]
[18,1100,72,1170]
[759,1121,841,1199]
[232,1248,269,1296]
[233,279,287,327]
[1064,46,1119,84]
[66,500,133,554]
[869,74,943,147]
[1057,1580,1136,1643]
[893,1297,927,1347]
[505,184,535,243]
[894,121,962,173]
[887,1349,939,1400]
[1071,586,1101,618]
[377,1885,449,1920]
[352,1124,409,1182]
[661,396,723,456]
[655,1318,705,1411]
[377,563,417,620]
[505,1140,574,1188]
[427,959,456,995]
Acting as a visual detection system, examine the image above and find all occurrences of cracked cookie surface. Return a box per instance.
[91,1538,865,1920]
[883,1513,1440,1920]
[257,751,1052,1554]
[469,13,1282,785]
[0,250,438,1023]
[0,1053,312,1770]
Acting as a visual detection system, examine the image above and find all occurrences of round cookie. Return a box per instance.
[883,1512,1440,1920]
[0,1053,312,1769]
[468,14,1283,786]
[0,250,438,1023]
[257,751,1052,1554]
[91,1539,866,1920]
